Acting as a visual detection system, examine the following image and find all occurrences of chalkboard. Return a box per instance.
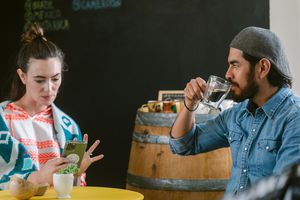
[23,0,122,32]
[0,0,269,189]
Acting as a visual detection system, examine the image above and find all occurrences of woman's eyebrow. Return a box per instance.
[33,75,46,78]
[33,73,60,78]
[51,73,61,78]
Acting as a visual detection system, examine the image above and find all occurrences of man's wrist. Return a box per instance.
[184,100,199,112]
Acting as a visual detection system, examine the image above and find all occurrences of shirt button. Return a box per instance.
[244,147,248,151]
[243,169,247,173]
[252,129,256,132]
[266,146,270,150]
[240,186,244,189]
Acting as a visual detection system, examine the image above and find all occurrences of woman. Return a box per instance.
[0,23,104,190]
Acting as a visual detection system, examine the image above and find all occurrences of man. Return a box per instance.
[169,26,300,194]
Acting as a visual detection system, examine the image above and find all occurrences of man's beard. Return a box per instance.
[230,70,259,102]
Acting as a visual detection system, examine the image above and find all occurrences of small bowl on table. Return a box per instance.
[9,176,37,200]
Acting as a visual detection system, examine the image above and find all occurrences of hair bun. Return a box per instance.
[21,23,47,44]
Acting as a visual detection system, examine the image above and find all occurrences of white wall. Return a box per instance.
[270,0,300,95]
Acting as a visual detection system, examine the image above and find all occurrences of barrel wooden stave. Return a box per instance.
[128,141,231,179]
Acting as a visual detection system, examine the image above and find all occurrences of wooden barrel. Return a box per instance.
[126,111,232,200]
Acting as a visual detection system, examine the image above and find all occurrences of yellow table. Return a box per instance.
[0,186,144,200]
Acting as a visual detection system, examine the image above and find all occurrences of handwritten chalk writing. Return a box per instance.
[24,9,61,21]
[24,19,70,32]
[24,0,70,32]
[72,0,122,11]
[25,0,54,10]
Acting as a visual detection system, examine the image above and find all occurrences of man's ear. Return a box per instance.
[17,68,26,84]
[258,58,271,79]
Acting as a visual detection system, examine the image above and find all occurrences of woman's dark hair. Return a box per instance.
[10,23,66,101]
[242,52,292,88]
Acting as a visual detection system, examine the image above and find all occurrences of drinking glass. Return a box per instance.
[201,75,231,109]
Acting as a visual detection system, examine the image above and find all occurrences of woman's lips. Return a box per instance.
[42,96,52,100]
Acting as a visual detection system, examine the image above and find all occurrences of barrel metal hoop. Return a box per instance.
[135,111,177,127]
[135,111,217,127]
[132,132,169,144]
[127,173,228,191]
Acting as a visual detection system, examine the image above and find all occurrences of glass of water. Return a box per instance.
[201,75,231,109]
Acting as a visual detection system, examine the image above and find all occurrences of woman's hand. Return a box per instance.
[79,134,104,175]
[28,157,69,185]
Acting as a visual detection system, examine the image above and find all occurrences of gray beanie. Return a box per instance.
[230,26,292,79]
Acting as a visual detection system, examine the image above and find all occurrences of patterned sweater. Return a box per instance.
[0,101,82,190]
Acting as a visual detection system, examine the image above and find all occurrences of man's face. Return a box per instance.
[225,48,259,102]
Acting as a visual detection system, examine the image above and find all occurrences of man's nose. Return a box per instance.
[225,67,232,81]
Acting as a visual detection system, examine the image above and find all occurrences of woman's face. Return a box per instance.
[18,57,62,107]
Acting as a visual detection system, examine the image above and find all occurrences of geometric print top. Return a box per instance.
[3,103,61,170]
[0,100,85,189]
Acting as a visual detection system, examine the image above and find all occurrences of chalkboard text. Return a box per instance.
[72,0,122,11]
[24,0,70,32]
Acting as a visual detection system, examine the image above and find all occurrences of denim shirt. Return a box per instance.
[169,87,300,194]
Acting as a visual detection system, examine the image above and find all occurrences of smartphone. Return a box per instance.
[62,141,87,168]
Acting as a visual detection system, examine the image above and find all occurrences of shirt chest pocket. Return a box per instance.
[257,139,281,176]
[258,139,280,153]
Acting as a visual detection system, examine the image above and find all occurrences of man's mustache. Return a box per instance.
[228,79,239,87]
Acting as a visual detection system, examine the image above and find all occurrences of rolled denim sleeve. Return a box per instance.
[169,125,197,155]
[169,113,230,156]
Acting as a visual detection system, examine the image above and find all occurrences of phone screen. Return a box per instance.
[62,141,87,168]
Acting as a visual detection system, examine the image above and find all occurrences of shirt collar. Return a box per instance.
[238,87,292,118]
[261,87,292,118]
